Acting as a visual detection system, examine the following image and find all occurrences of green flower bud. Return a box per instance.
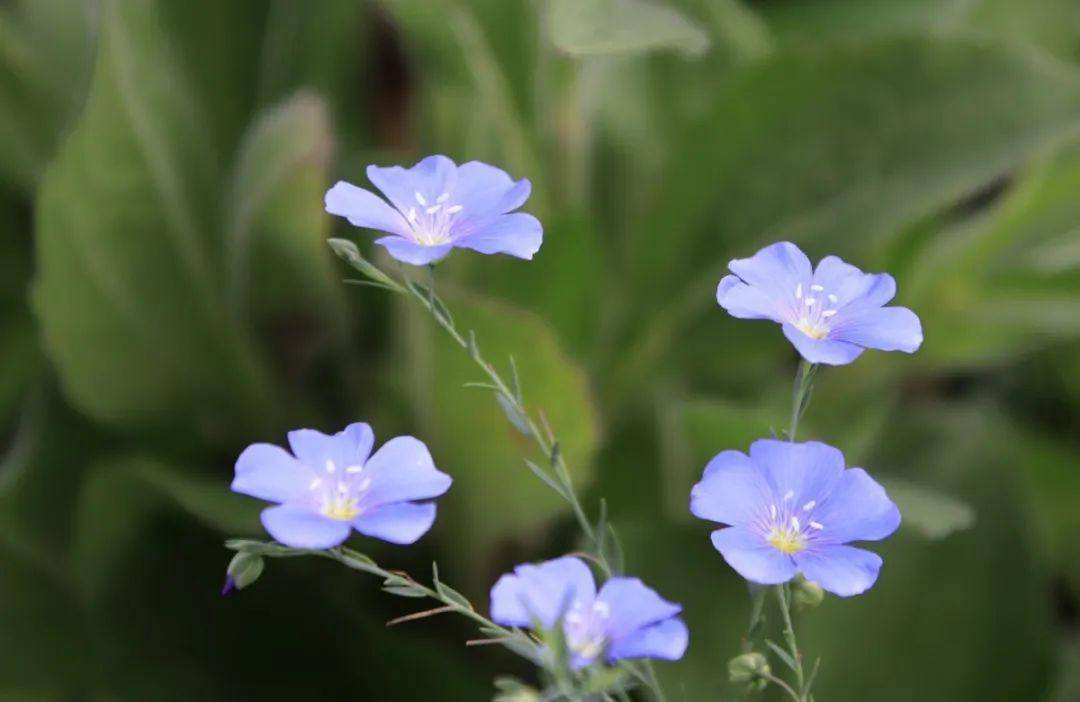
[728,652,770,686]
[793,575,825,609]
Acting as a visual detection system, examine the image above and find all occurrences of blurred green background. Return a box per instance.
[2,0,1080,699]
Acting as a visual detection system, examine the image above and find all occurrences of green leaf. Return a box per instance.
[880,478,975,540]
[31,0,274,431]
[549,0,710,57]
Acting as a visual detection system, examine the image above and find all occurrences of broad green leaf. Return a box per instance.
[399,290,599,575]
[549,0,709,57]
[880,478,975,540]
[32,0,274,431]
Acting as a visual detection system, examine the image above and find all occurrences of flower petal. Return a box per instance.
[812,256,895,310]
[710,527,797,585]
[596,577,681,641]
[367,155,457,215]
[782,323,864,365]
[232,444,311,503]
[690,449,773,527]
[260,504,351,549]
[360,436,452,508]
[728,241,812,307]
[453,161,531,218]
[287,423,375,472]
[812,468,901,544]
[832,306,923,353]
[749,439,844,508]
[794,544,883,597]
[490,556,597,629]
[607,617,688,662]
[324,181,411,237]
[374,236,453,266]
[352,502,437,544]
[454,213,542,259]
[716,275,785,322]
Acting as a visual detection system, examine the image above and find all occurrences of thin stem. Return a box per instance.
[787,359,816,442]
[761,671,802,702]
[775,585,806,701]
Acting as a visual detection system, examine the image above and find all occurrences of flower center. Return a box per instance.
[765,492,825,555]
[405,191,464,246]
[792,283,840,340]
[310,460,372,521]
[563,599,611,661]
[767,525,806,554]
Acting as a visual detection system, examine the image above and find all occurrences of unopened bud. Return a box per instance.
[728,652,770,686]
[792,575,825,609]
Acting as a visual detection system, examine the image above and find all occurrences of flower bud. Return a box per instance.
[792,575,825,609]
[728,652,770,686]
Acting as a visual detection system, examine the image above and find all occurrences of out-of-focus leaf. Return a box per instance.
[549,0,709,57]
[400,290,599,575]
[32,0,275,432]
[880,478,975,540]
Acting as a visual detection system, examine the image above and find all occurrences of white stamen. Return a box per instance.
[803,500,816,511]
[446,204,463,214]
[770,505,778,519]
[791,516,801,531]
[436,192,450,203]
[593,601,611,617]
[357,477,372,492]
[811,284,824,292]
[810,521,824,530]
[828,294,838,303]
[822,310,838,318]
[805,298,816,306]
[326,460,336,474]
[407,207,418,222]
[337,480,349,494]
[783,490,795,501]
[795,283,803,299]
[414,191,428,206]
[308,477,323,490]
[425,204,442,214]
[345,465,364,474]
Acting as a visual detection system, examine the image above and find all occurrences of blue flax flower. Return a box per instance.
[690,440,900,597]
[490,556,688,668]
[232,423,451,549]
[325,155,542,265]
[716,241,922,365]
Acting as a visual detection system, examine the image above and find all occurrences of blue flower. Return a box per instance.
[490,556,688,668]
[716,242,923,365]
[324,155,542,265]
[232,423,451,549]
[691,440,900,597]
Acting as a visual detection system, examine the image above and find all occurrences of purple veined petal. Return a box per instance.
[288,423,375,473]
[359,436,452,508]
[716,276,786,322]
[490,556,597,629]
[596,578,682,642]
[782,323,864,365]
[453,161,532,218]
[261,503,351,549]
[374,236,453,266]
[794,544,883,597]
[811,468,901,544]
[453,213,543,260]
[831,306,923,353]
[607,617,689,662]
[352,502,437,544]
[232,444,311,503]
[367,155,458,216]
[690,450,773,527]
[710,527,797,585]
[324,181,412,238]
[811,256,896,310]
[727,242,812,316]
[749,440,845,510]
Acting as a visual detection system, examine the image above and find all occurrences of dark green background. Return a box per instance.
[2,0,1078,699]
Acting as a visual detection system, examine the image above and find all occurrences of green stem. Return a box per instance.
[775,585,807,701]
[787,359,816,442]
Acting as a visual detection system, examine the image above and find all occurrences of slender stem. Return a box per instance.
[775,585,806,701]
[761,671,802,702]
[787,359,816,442]
[641,661,667,702]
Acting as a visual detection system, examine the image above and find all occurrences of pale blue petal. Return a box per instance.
[690,450,773,527]
[727,242,812,307]
[453,161,531,218]
[607,617,688,662]
[794,545,882,597]
[782,323,864,365]
[832,306,923,353]
[261,504,351,549]
[490,557,597,629]
[367,155,457,215]
[812,468,901,544]
[374,236,453,266]
[454,213,542,259]
[324,181,411,237]
[232,444,310,503]
[749,439,844,508]
[716,276,786,322]
[352,502,437,544]
[359,436,452,508]
[811,256,895,310]
[596,578,681,641]
[287,423,374,472]
[710,527,797,585]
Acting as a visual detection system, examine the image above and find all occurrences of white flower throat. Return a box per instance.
[793,283,840,340]
[765,490,825,555]
[406,190,464,246]
[563,599,611,661]
[308,459,372,521]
